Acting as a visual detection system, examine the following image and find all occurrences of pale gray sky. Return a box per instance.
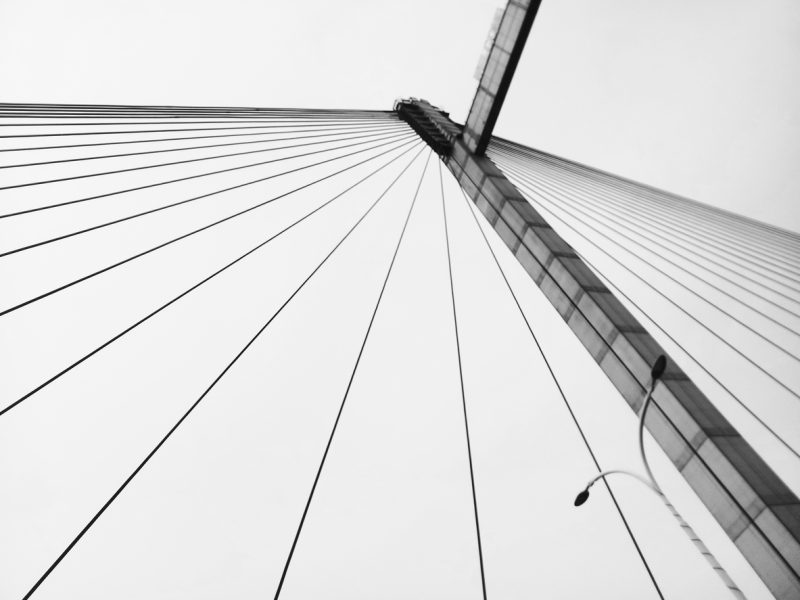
[497,0,800,230]
[1,1,798,599]
[1,0,797,226]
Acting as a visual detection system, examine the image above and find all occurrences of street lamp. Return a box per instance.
[573,355,745,599]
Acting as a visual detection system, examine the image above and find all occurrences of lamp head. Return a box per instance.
[574,489,590,507]
[650,355,667,381]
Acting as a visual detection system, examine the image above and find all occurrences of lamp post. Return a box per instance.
[574,356,746,599]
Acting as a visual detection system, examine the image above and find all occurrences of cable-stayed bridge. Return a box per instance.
[1,2,799,599]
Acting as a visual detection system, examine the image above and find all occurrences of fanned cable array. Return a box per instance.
[489,137,800,462]
[4,102,796,599]
[0,103,434,596]
[0,102,654,600]
[0,103,416,320]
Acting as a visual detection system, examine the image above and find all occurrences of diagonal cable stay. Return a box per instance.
[273,150,432,600]
[0,122,403,170]
[0,137,417,319]
[16,146,429,600]
[0,125,407,191]
[0,142,425,418]
[437,160,489,600]
[0,127,413,219]
[0,131,415,256]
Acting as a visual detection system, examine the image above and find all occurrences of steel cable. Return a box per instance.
[17,144,424,600]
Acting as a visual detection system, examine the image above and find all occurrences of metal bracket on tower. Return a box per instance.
[394,98,460,157]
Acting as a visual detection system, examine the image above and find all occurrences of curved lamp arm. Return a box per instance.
[573,355,746,599]
[579,469,660,497]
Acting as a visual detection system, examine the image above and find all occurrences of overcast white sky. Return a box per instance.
[1,1,799,599]
[1,0,797,228]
